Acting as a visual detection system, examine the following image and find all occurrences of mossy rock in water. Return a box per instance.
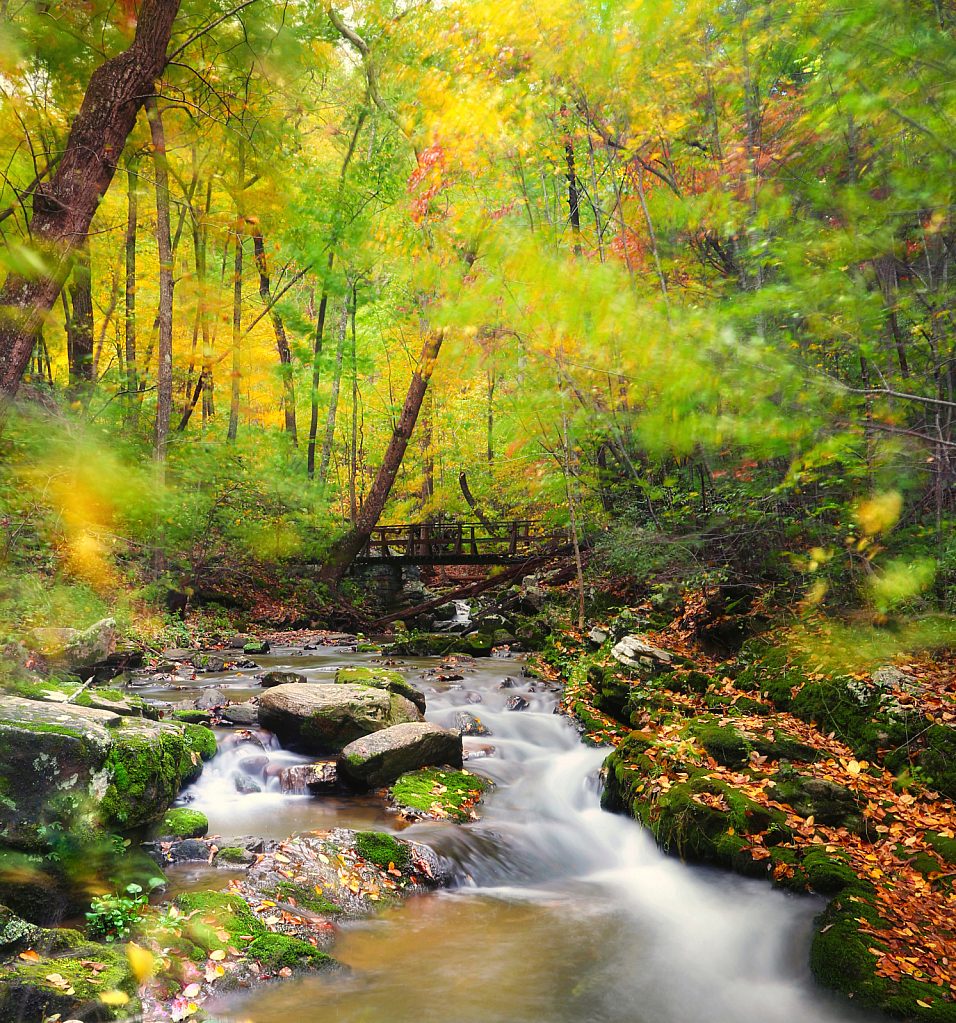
[0,938,137,1021]
[462,633,494,657]
[246,933,337,972]
[334,666,426,712]
[159,807,208,838]
[99,721,216,829]
[173,890,265,953]
[271,881,343,915]
[389,766,491,822]
[354,831,410,870]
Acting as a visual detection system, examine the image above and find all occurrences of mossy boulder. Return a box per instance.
[354,831,411,870]
[246,933,337,972]
[158,807,208,838]
[389,766,491,822]
[340,722,462,787]
[0,695,117,849]
[692,721,819,768]
[99,721,216,829]
[771,765,865,832]
[0,938,136,1022]
[334,666,426,712]
[173,890,265,953]
[258,683,422,753]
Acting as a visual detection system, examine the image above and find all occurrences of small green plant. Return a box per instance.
[86,878,165,941]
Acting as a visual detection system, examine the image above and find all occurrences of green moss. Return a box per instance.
[183,723,217,762]
[174,890,264,952]
[354,831,410,870]
[692,720,818,768]
[215,846,247,863]
[172,710,212,724]
[245,933,337,971]
[924,830,956,865]
[0,939,137,1020]
[389,767,491,823]
[160,808,208,838]
[334,667,425,709]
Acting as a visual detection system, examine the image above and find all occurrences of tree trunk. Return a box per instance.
[0,0,182,397]
[124,157,138,400]
[307,288,330,477]
[319,298,347,485]
[349,291,359,523]
[320,330,444,586]
[146,96,174,472]
[420,388,434,507]
[66,242,94,389]
[486,366,495,463]
[565,141,582,257]
[252,228,297,444]
[227,230,243,441]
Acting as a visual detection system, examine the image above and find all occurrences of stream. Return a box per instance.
[144,646,881,1023]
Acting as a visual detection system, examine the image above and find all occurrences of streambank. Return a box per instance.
[546,605,956,1022]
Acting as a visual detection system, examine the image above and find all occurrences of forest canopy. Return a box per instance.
[0,0,952,634]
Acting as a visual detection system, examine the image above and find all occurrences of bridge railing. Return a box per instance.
[358,520,560,561]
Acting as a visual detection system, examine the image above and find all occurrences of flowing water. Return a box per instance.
[152,647,880,1023]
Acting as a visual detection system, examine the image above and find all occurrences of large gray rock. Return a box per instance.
[340,722,463,787]
[28,617,117,669]
[0,695,216,848]
[260,670,309,687]
[333,666,426,712]
[0,696,115,848]
[611,634,674,668]
[258,683,422,752]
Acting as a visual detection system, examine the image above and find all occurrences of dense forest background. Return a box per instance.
[0,0,954,645]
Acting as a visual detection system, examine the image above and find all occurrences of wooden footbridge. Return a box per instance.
[355,520,564,565]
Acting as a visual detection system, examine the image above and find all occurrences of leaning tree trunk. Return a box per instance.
[252,228,297,444]
[320,330,444,586]
[146,96,174,472]
[0,0,181,397]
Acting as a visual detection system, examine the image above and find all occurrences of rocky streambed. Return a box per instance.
[0,608,939,1023]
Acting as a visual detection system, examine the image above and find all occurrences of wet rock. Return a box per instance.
[221,702,259,726]
[495,677,517,689]
[258,683,422,753]
[463,743,496,760]
[453,711,491,737]
[433,602,457,621]
[506,695,530,712]
[228,633,254,648]
[340,723,463,787]
[465,692,482,704]
[162,647,195,662]
[234,774,262,794]
[168,838,211,862]
[611,635,674,668]
[244,639,270,655]
[196,688,228,710]
[215,845,256,866]
[279,761,338,794]
[334,666,426,713]
[519,585,548,615]
[219,729,265,751]
[0,905,43,952]
[233,657,259,669]
[239,755,270,775]
[194,652,226,672]
[260,670,309,687]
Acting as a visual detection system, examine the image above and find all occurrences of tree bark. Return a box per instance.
[227,230,243,441]
[252,228,297,444]
[319,297,347,485]
[146,96,174,471]
[320,330,444,586]
[565,141,582,257]
[349,291,359,524]
[124,157,138,400]
[0,0,182,397]
[66,242,94,389]
[307,281,331,477]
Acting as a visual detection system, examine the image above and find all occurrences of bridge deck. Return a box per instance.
[354,520,562,566]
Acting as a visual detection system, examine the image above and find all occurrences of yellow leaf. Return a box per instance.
[183,983,201,997]
[99,990,130,1006]
[917,1000,932,1008]
[18,951,40,962]
[127,942,155,982]
[209,949,226,961]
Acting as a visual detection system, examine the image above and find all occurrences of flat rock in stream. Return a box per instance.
[220,702,259,726]
[340,722,462,787]
[258,683,422,752]
[260,670,309,687]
